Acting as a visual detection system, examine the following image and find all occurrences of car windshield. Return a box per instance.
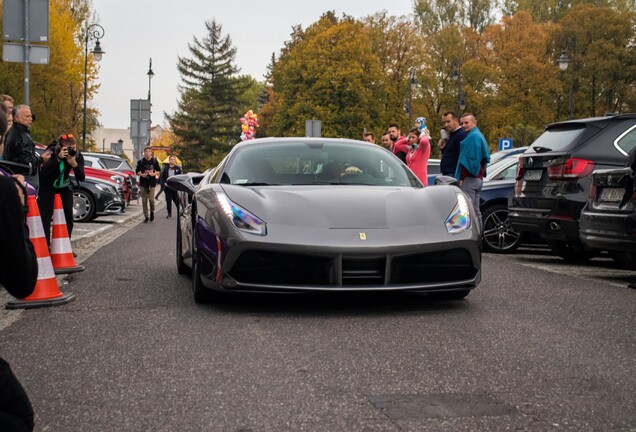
[486,158,519,181]
[222,141,420,187]
[529,126,585,152]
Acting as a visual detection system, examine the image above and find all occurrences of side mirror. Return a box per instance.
[166,173,204,195]
[435,175,459,186]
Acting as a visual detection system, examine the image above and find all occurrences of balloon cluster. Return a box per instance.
[240,110,260,141]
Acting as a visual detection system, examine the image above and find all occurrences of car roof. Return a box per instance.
[233,137,376,149]
[545,113,636,129]
[82,152,125,160]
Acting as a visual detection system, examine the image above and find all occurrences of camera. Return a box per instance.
[67,148,77,157]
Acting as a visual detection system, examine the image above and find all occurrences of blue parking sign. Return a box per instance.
[499,138,513,151]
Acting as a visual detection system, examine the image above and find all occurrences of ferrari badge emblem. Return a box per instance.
[359,233,367,240]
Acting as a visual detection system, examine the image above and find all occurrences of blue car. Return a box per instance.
[480,155,524,253]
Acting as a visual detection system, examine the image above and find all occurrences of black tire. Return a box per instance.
[481,204,524,253]
[191,215,218,304]
[546,240,596,263]
[176,215,189,275]
[610,252,636,270]
[192,253,214,304]
[73,189,96,222]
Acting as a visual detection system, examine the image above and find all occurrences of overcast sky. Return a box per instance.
[90,0,414,129]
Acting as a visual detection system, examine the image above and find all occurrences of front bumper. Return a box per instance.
[199,239,482,294]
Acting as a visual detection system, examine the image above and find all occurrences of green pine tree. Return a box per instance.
[166,20,247,170]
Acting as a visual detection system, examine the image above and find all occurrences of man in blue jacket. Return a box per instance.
[455,113,490,228]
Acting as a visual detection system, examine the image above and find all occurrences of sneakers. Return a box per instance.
[150,212,155,222]
[166,214,171,218]
[144,216,149,223]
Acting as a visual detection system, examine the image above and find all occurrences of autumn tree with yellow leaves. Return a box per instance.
[0,0,101,146]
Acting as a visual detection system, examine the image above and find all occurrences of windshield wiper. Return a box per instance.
[532,146,552,153]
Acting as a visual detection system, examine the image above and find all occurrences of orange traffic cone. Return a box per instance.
[6,196,76,309]
[50,194,84,274]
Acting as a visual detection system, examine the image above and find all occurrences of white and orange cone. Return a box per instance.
[50,194,84,274]
[6,195,76,309]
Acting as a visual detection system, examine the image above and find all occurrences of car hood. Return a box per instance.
[219,184,459,229]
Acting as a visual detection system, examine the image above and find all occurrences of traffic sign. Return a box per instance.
[499,138,513,151]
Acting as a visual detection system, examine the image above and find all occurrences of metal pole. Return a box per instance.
[82,31,89,151]
[568,40,576,119]
[147,58,153,146]
[23,0,30,105]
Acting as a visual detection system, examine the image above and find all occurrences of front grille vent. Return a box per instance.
[341,257,385,285]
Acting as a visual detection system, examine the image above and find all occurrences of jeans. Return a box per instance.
[141,186,156,217]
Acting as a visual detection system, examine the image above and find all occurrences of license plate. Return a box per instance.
[524,170,542,181]
[599,188,624,202]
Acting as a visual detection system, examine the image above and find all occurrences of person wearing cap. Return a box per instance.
[39,134,85,246]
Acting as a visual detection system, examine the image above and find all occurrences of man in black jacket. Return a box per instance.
[136,146,161,223]
[439,111,466,176]
[2,105,50,192]
[0,108,37,432]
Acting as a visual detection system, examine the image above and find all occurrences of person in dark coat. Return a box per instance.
[159,155,183,218]
[2,105,51,191]
[439,111,466,176]
[0,107,37,432]
[38,134,85,245]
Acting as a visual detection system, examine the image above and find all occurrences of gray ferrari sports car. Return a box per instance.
[167,137,482,303]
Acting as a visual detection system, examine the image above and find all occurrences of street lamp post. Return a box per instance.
[82,24,105,152]
[558,39,576,119]
[147,58,154,146]
[452,60,465,112]
[407,69,416,126]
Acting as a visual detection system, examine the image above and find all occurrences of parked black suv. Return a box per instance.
[509,114,636,261]
[579,147,636,269]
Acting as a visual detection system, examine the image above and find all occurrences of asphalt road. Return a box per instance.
[1,211,635,431]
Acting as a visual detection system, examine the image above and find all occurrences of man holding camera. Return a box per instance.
[39,134,85,246]
[2,105,51,192]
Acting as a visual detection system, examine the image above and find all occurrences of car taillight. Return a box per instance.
[547,158,595,180]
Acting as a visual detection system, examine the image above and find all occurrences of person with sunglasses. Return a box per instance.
[38,133,85,246]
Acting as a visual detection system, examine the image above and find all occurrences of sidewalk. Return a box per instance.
[0,199,164,318]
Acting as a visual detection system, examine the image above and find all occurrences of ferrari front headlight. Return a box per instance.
[216,193,267,236]
[445,193,471,234]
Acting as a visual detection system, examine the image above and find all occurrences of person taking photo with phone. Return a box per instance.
[39,134,85,246]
